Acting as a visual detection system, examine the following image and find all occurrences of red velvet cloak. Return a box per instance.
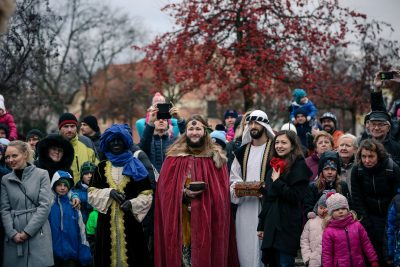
[154,155,238,267]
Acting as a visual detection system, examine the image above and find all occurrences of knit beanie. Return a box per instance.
[58,113,78,129]
[211,129,227,149]
[292,88,307,104]
[152,92,165,105]
[326,193,349,215]
[26,129,45,140]
[82,115,100,133]
[224,109,238,120]
[294,107,308,117]
[80,161,96,178]
[0,95,5,111]
[318,151,341,176]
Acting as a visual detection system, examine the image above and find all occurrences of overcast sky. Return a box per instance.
[112,0,400,44]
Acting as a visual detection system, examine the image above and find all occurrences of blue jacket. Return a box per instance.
[290,100,318,121]
[138,120,185,172]
[73,181,93,224]
[49,194,92,265]
[387,190,400,262]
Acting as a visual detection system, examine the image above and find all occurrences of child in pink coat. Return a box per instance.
[322,193,378,267]
[0,95,17,140]
[300,193,329,267]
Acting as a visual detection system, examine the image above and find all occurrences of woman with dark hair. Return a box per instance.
[258,130,311,266]
[35,134,74,179]
[351,139,400,266]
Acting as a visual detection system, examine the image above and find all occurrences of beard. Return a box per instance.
[250,128,265,139]
[323,126,334,134]
[186,135,206,148]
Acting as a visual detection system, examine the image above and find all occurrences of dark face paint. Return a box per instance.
[107,137,127,155]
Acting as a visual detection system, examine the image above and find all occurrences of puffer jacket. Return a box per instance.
[70,135,99,183]
[300,216,323,267]
[0,112,17,140]
[322,214,378,267]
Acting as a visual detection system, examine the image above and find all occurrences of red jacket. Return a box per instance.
[322,214,378,267]
[0,112,17,140]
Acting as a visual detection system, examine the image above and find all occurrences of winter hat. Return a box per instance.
[0,124,9,138]
[80,161,96,178]
[0,95,5,111]
[292,88,307,103]
[211,129,227,149]
[0,138,10,146]
[82,115,100,133]
[294,107,308,117]
[312,191,333,214]
[280,123,297,134]
[319,112,337,126]
[224,109,238,120]
[326,193,349,215]
[58,113,79,129]
[152,92,165,105]
[26,129,45,140]
[51,170,73,190]
[318,151,341,176]
[369,111,391,123]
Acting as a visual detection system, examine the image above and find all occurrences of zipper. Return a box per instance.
[345,227,353,266]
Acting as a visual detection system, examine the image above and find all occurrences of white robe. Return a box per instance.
[230,143,266,267]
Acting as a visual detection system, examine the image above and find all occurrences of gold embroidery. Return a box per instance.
[242,139,272,182]
[105,161,130,267]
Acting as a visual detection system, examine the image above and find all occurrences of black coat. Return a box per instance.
[303,180,351,218]
[258,157,310,256]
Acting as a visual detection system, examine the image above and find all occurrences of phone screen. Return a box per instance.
[156,103,172,119]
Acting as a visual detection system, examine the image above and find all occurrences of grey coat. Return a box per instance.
[1,165,54,267]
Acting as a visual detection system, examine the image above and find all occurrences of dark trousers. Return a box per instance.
[262,248,295,267]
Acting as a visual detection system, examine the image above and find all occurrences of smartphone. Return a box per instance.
[380,71,394,80]
[189,181,206,191]
[156,103,172,120]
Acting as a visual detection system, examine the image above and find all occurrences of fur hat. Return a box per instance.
[292,88,307,103]
[224,109,238,119]
[0,95,5,111]
[82,115,100,133]
[210,129,227,149]
[326,193,349,215]
[58,113,78,129]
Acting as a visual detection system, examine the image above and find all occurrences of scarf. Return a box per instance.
[270,157,287,173]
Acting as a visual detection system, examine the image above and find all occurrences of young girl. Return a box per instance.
[300,193,329,267]
[322,193,378,267]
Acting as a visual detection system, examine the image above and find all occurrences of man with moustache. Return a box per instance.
[154,115,238,267]
[230,110,275,267]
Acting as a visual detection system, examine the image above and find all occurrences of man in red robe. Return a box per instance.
[154,115,239,267]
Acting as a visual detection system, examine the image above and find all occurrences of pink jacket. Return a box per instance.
[300,216,323,267]
[0,112,17,140]
[322,214,378,267]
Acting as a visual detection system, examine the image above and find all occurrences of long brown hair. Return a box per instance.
[270,130,304,174]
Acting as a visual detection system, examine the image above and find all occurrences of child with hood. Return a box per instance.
[49,171,92,267]
[300,193,329,267]
[290,88,318,125]
[73,161,96,224]
[322,193,378,267]
[0,95,18,140]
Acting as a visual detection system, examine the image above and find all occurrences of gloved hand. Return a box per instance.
[307,212,317,219]
[110,189,125,204]
[120,200,132,212]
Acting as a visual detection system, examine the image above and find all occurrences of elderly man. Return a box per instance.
[230,110,275,267]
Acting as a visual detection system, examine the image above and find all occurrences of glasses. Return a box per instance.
[370,122,389,129]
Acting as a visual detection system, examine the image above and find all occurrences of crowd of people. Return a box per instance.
[0,70,400,267]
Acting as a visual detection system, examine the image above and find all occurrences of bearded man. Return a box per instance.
[230,110,275,267]
[154,115,239,267]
